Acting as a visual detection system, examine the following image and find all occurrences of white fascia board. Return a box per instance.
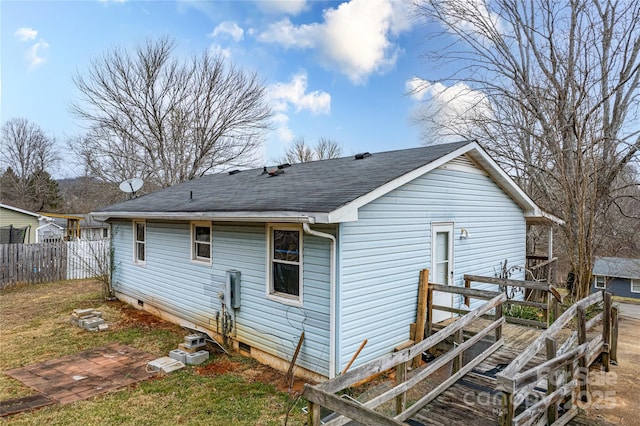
[326,142,479,223]
[90,211,329,224]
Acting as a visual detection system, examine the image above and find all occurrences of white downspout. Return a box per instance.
[303,223,337,378]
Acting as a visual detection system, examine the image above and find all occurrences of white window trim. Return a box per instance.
[133,220,146,266]
[631,279,640,294]
[266,224,303,307]
[594,275,606,289]
[191,221,212,265]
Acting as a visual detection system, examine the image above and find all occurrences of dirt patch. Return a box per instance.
[115,305,179,331]
[576,314,640,425]
[196,359,245,376]
[195,356,307,394]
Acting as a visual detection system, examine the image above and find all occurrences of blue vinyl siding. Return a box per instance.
[111,221,218,325]
[592,276,640,298]
[111,221,332,376]
[338,164,526,371]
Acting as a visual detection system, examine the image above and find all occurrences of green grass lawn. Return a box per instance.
[0,280,306,425]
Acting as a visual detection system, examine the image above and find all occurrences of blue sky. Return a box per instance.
[1,0,449,178]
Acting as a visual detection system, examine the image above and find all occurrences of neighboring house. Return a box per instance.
[49,214,110,241]
[592,257,640,298]
[93,141,560,380]
[0,203,59,243]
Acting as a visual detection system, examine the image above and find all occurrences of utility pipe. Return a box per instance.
[303,223,337,378]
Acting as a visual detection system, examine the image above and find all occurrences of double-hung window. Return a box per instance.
[594,275,606,289]
[133,220,146,264]
[192,222,212,263]
[631,279,640,294]
[268,225,302,304]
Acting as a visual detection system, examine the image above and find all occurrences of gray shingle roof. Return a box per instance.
[96,141,471,216]
[593,257,640,280]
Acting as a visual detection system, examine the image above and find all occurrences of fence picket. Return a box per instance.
[0,240,109,288]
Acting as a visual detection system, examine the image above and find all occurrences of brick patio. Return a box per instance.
[4,343,155,405]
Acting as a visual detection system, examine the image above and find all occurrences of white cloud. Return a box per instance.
[258,0,413,84]
[208,43,231,59]
[14,27,37,42]
[256,0,307,15]
[267,72,331,143]
[272,112,295,143]
[210,21,244,42]
[268,72,331,115]
[25,39,49,69]
[406,78,491,143]
[99,0,127,3]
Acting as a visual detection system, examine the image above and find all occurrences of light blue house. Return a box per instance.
[93,141,558,380]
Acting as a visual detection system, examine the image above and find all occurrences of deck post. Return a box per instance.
[576,306,588,402]
[426,285,433,339]
[453,328,463,373]
[495,301,503,342]
[610,306,619,364]
[395,360,407,414]
[464,277,470,307]
[413,269,429,368]
[602,292,612,371]
[500,392,514,426]
[546,338,558,423]
[307,400,320,426]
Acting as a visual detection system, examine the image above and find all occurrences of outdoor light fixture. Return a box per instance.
[460,228,469,239]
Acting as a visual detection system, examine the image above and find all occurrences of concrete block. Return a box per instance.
[91,311,103,318]
[98,323,109,331]
[147,357,185,374]
[73,308,95,317]
[169,349,188,364]
[185,350,209,365]
[178,343,205,353]
[184,334,206,347]
[83,317,105,330]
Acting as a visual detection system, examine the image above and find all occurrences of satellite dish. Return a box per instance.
[119,178,144,198]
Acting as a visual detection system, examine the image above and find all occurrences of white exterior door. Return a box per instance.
[431,223,454,323]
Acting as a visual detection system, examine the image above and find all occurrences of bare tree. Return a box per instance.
[277,137,343,164]
[413,0,640,298]
[0,118,59,210]
[70,37,272,188]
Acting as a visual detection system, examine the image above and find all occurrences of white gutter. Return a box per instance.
[91,211,329,224]
[303,223,337,379]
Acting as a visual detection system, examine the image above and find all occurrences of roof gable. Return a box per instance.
[94,141,554,224]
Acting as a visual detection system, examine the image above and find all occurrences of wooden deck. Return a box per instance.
[411,338,547,425]
[304,280,616,426]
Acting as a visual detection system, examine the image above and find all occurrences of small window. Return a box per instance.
[103,228,108,238]
[594,276,606,289]
[267,225,302,304]
[631,279,640,294]
[192,222,212,263]
[133,221,146,264]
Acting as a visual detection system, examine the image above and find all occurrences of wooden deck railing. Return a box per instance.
[496,291,618,426]
[526,256,558,285]
[303,292,508,426]
[427,275,561,334]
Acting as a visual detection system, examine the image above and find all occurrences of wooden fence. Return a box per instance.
[0,240,110,288]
